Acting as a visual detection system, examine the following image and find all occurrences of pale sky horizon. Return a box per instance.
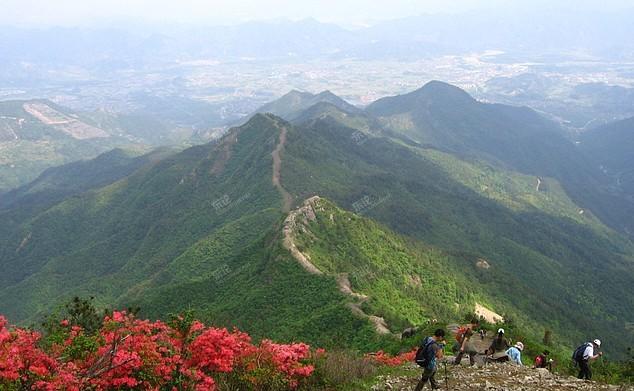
[1,0,633,29]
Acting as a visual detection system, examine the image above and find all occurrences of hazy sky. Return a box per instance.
[1,0,632,28]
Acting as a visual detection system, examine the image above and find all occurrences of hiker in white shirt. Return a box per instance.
[577,339,603,380]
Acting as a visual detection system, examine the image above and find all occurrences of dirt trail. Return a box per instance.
[471,334,494,355]
[337,274,392,335]
[282,197,393,335]
[347,302,392,334]
[271,123,293,213]
[282,196,323,275]
[336,274,368,300]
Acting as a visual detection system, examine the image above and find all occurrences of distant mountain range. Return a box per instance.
[2,6,634,71]
[479,75,634,129]
[1,82,632,359]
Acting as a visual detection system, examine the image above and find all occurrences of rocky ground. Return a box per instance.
[371,361,633,391]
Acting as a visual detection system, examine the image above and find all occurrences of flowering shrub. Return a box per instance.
[248,340,314,389]
[0,316,58,388]
[1,310,417,390]
[188,327,254,373]
[366,349,417,367]
[0,312,315,390]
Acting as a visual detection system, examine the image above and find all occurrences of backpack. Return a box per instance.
[534,355,544,368]
[455,326,469,343]
[572,343,590,362]
[415,337,437,368]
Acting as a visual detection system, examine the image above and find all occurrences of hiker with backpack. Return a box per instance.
[414,329,446,391]
[485,328,510,362]
[453,327,478,366]
[573,339,603,380]
[505,342,524,365]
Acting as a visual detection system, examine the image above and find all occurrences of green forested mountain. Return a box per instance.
[0,84,633,360]
[581,117,634,197]
[0,114,283,320]
[365,81,592,178]
[0,148,173,210]
[280,114,633,354]
[364,81,634,237]
[254,89,361,121]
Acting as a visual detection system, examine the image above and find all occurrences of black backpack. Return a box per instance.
[415,336,437,368]
[572,343,590,362]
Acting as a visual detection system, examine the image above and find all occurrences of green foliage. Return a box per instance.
[0,114,283,323]
[38,296,103,359]
[292,198,479,331]
[280,115,634,359]
[580,116,634,174]
[63,333,100,361]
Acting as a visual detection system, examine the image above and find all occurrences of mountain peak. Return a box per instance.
[315,90,336,98]
[413,80,475,102]
[254,89,358,121]
[244,112,287,127]
[365,80,477,117]
[284,89,313,98]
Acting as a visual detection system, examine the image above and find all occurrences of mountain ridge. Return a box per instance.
[0,85,633,360]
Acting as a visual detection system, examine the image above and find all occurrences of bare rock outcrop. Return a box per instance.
[475,302,504,324]
[282,196,323,275]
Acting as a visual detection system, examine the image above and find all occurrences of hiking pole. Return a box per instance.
[444,361,449,391]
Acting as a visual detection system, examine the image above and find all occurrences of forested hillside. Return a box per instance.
[0,98,212,192]
[0,84,633,361]
[581,117,634,198]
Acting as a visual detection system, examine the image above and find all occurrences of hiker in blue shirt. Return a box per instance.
[415,329,446,390]
[505,342,524,365]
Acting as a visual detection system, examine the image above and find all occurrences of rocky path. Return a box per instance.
[371,361,632,391]
[282,196,323,275]
[271,123,293,213]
